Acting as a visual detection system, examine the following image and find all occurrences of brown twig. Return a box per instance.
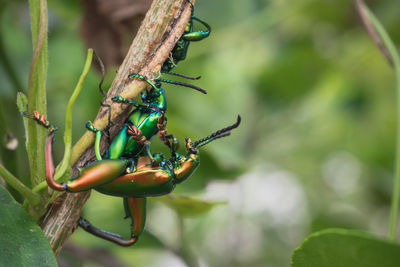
[40,0,195,254]
[355,0,393,66]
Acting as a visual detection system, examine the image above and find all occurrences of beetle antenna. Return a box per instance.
[163,72,201,80]
[195,132,231,148]
[187,0,194,14]
[193,115,241,148]
[157,78,207,94]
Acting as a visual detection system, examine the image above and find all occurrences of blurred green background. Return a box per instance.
[1,0,400,266]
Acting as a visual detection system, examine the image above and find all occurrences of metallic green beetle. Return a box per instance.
[161,0,211,73]
[39,113,240,246]
[87,73,206,169]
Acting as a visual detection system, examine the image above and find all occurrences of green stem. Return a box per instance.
[359,2,400,240]
[0,165,40,205]
[26,0,48,187]
[31,180,47,193]
[54,48,94,181]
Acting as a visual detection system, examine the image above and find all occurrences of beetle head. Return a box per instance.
[141,86,162,103]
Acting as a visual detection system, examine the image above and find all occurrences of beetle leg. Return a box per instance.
[125,124,155,163]
[182,16,211,41]
[44,132,65,191]
[157,115,169,147]
[78,197,146,247]
[124,197,146,240]
[45,131,128,192]
[164,134,179,152]
[127,73,159,91]
[78,217,138,247]
[112,95,157,111]
[28,112,124,192]
[157,115,179,158]
[65,160,128,192]
[111,96,141,107]
[187,0,194,13]
[86,121,103,161]
[159,132,179,163]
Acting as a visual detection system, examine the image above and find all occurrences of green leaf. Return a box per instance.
[154,194,225,217]
[291,228,400,267]
[0,184,57,267]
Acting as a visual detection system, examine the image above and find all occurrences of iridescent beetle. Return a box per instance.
[87,73,206,167]
[34,109,240,246]
[161,0,211,74]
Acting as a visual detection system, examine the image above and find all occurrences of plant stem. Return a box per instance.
[356,1,400,239]
[0,165,40,205]
[27,0,48,187]
[54,48,94,181]
[355,0,393,66]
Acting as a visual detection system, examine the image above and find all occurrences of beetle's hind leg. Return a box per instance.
[42,125,128,192]
[78,218,138,247]
[183,16,211,41]
[27,111,128,192]
[78,197,146,246]
[24,111,65,190]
